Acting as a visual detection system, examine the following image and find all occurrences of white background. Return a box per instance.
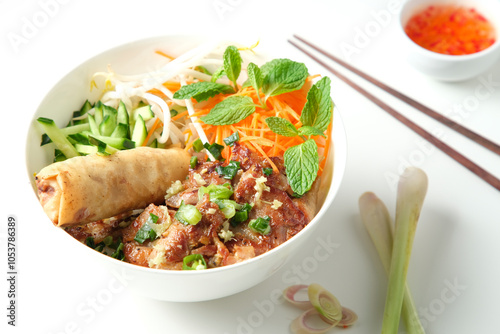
[1,0,500,333]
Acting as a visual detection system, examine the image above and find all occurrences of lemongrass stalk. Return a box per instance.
[381,167,428,334]
[359,192,425,334]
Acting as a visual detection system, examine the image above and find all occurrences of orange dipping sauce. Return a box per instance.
[404,5,496,55]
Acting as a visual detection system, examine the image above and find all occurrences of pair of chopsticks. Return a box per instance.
[289,35,500,192]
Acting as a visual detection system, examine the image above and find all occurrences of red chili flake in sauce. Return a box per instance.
[404,5,496,55]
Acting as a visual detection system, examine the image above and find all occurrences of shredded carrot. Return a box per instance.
[142,118,162,146]
[155,50,175,60]
[171,110,189,121]
[248,141,278,172]
[175,72,332,178]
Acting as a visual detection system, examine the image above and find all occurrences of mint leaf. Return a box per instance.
[201,96,255,125]
[265,117,299,137]
[247,62,264,107]
[261,59,308,99]
[247,62,263,92]
[223,46,242,88]
[300,77,333,132]
[211,67,226,83]
[298,126,326,137]
[284,139,319,196]
[173,82,234,102]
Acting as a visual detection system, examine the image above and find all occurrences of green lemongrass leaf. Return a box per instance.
[298,126,326,138]
[358,192,425,334]
[200,96,255,125]
[300,77,333,132]
[173,82,234,102]
[284,139,319,196]
[382,167,428,334]
[261,59,308,100]
[265,117,299,137]
[223,45,242,89]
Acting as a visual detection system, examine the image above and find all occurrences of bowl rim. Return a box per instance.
[25,34,348,277]
[398,0,500,61]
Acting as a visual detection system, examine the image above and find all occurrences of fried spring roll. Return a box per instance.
[35,147,190,227]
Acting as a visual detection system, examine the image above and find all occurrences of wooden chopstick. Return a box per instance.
[288,37,500,192]
[292,34,500,156]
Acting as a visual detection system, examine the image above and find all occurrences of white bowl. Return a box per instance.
[398,0,500,82]
[25,35,348,302]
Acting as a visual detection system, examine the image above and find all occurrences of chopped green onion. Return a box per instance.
[110,242,125,261]
[134,213,159,243]
[223,132,240,146]
[230,203,252,227]
[103,235,113,246]
[182,254,207,270]
[204,142,224,160]
[190,156,198,169]
[263,167,273,176]
[216,160,241,180]
[214,199,241,219]
[198,183,234,202]
[175,201,202,226]
[170,109,178,117]
[85,236,95,248]
[248,216,271,235]
[192,138,204,152]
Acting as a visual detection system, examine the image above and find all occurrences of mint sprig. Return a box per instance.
[261,59,308,100]
[284,139,319,196]
[265,117,299,137]
[173,82,234,102]
[200,96,256,125]
[211,67,226,83]
[223,45,243,90]
[247,62,265,108]
[300,76,333,132]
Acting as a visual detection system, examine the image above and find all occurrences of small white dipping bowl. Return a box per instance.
[25,35,348,302]
[398,0,500,81]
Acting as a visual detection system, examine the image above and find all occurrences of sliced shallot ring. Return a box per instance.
[308,283,342,326]
[337,307,358,327]
[290,308,336,334]
[283,285,313,310]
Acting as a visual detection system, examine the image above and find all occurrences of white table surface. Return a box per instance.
[2,0,500,333]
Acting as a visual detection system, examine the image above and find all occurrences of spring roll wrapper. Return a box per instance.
[35,147,190,227]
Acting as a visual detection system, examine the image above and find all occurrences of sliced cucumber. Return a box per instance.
[117,101,129,125]
[87,114,100,136]
[67,133,90,145]
[91,134,135,150]
[111,123,128,138]
[99,114,117,136]
[40,123,90,145]
[61,123,91,135]
[88,136,119,155]
[74,144,98,155]
[37,117,79,159]
[131,115,147,147]
[93,101,104,125]
[132,105,154,122]
[148,139,158,148]
[72,100,93,125]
